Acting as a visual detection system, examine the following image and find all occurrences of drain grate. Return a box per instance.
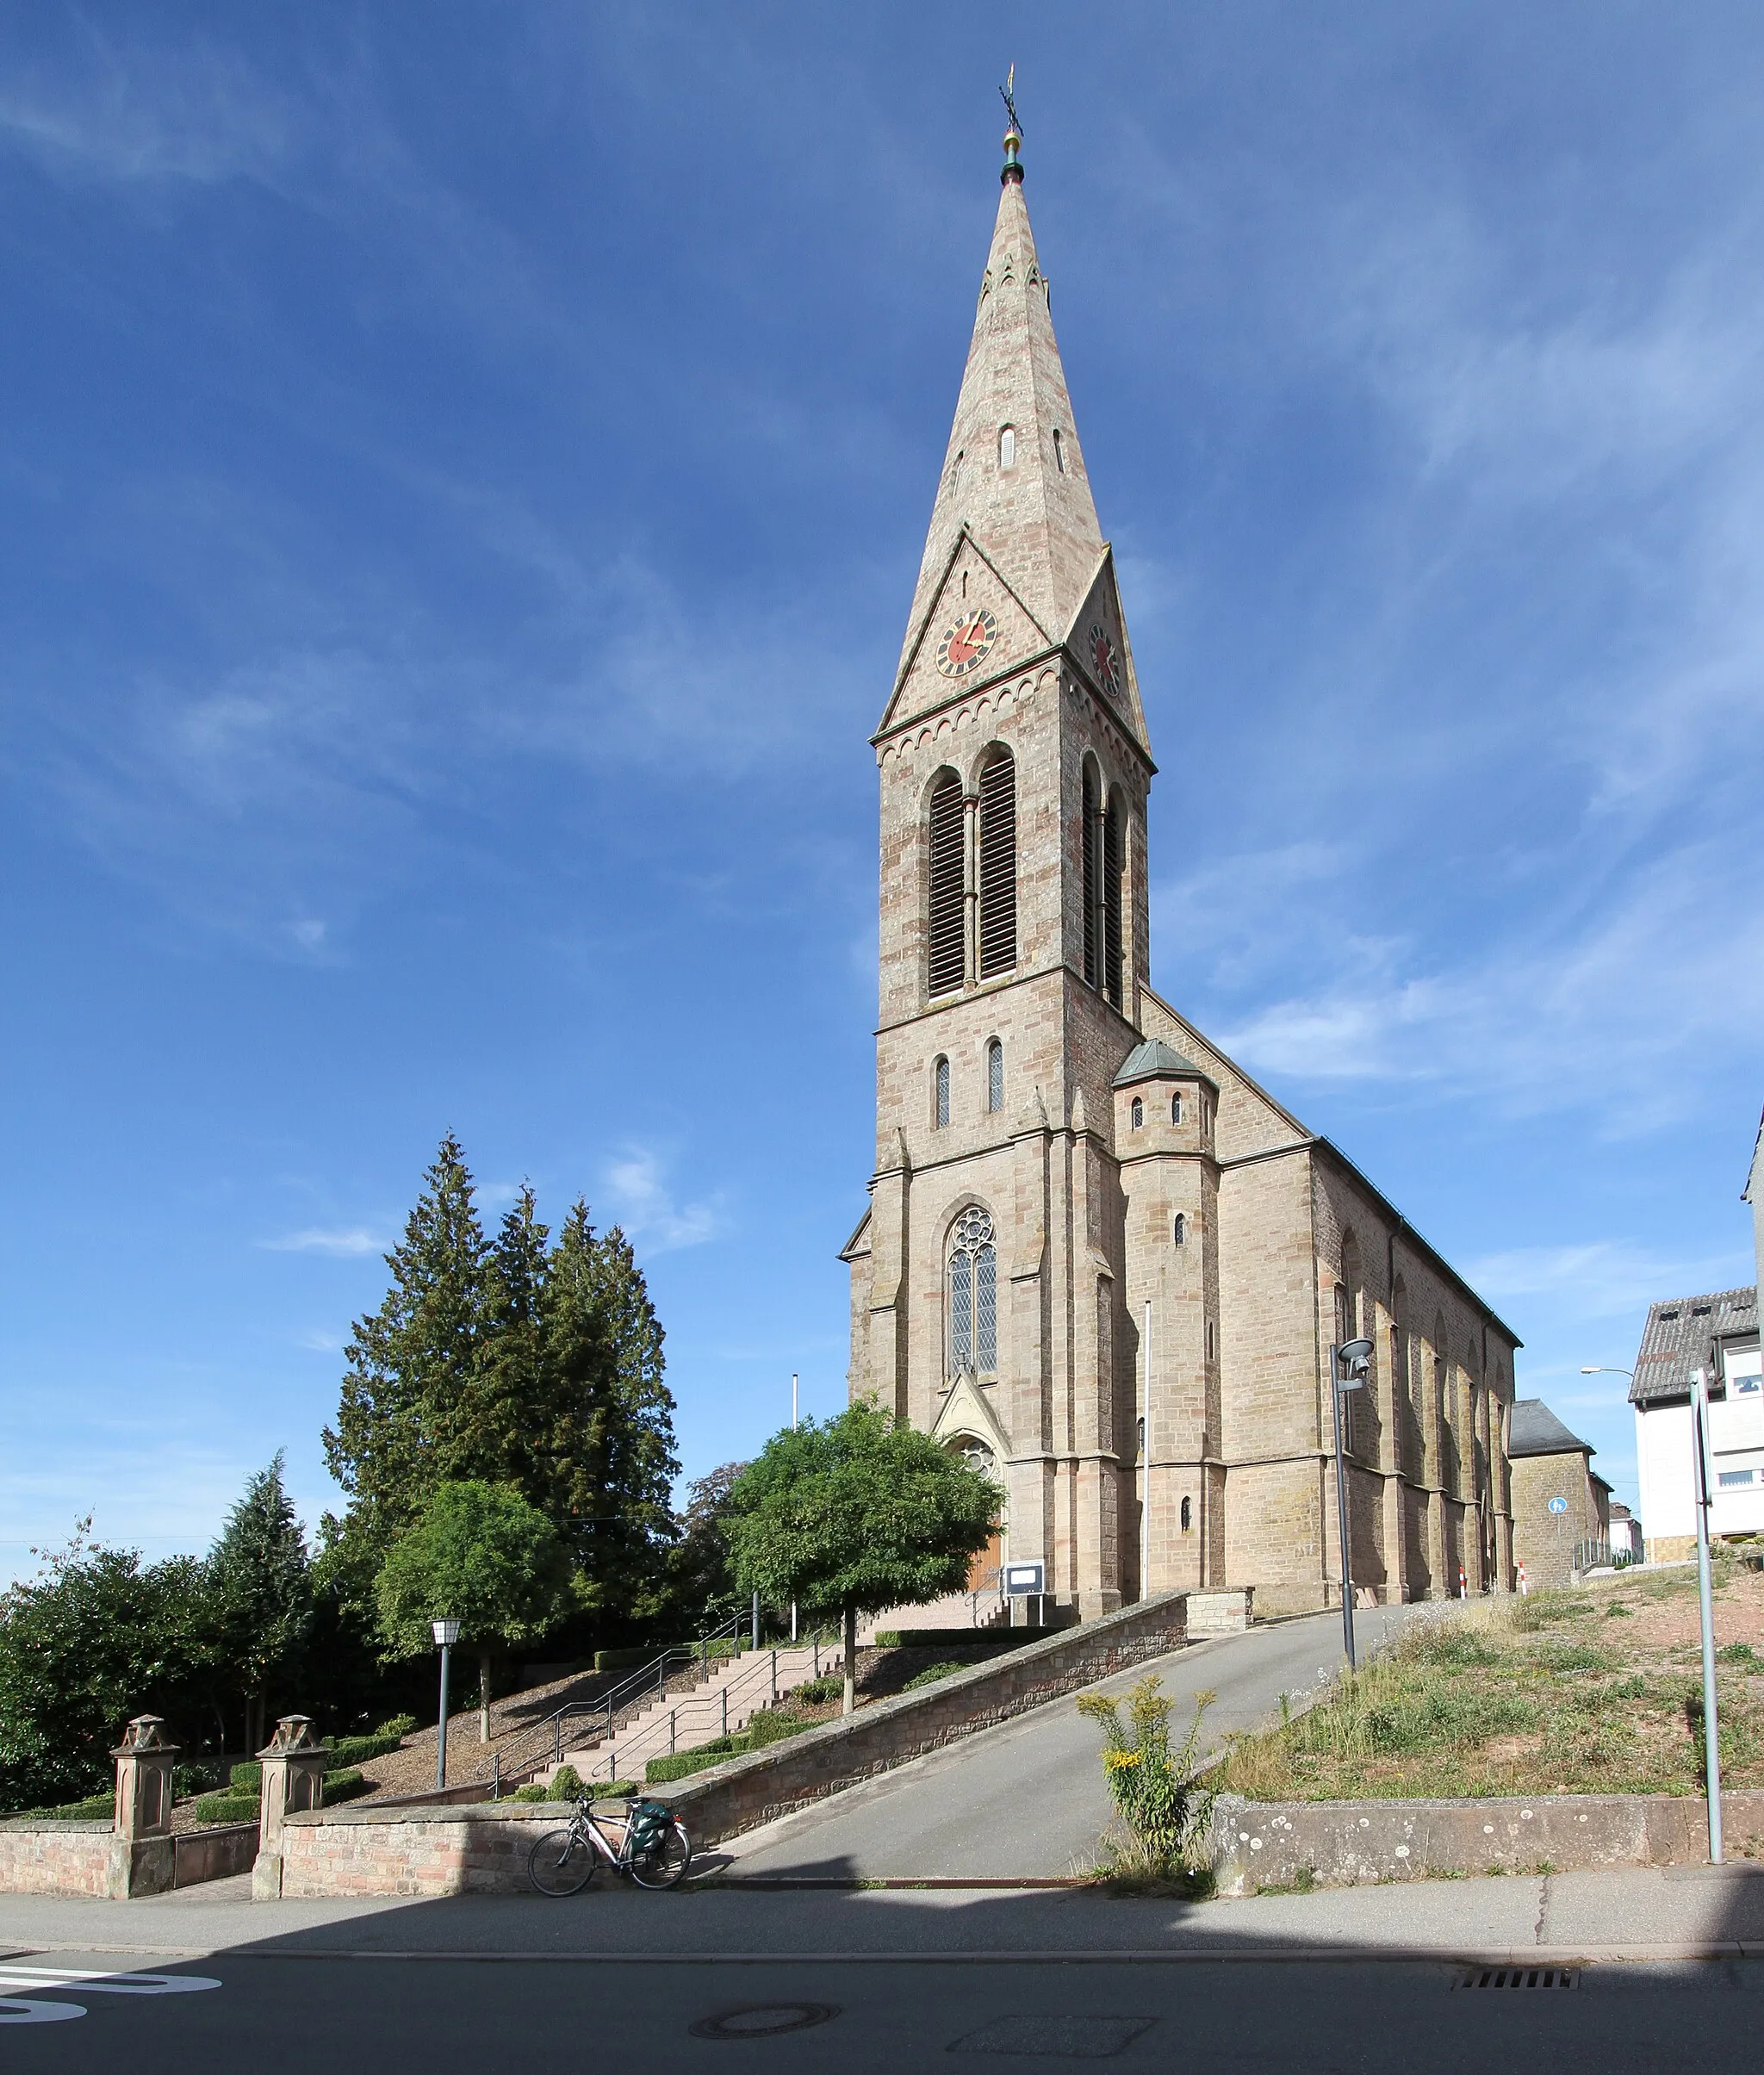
[1457,1966,1578,1991]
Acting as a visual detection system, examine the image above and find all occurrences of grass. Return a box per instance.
[1213,1579,1764,1803]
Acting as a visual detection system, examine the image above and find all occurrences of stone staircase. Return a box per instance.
[565,1638,834,1785]
[859,1588,1011,1643]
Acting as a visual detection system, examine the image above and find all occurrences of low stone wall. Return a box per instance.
[0,1822,125,1898]
[172,1821,256,1886]
[655,1588,1193,1847]
[1184,1588,1253,1636]
[265,1801,572,1898]
[1209,1790,1764,1896]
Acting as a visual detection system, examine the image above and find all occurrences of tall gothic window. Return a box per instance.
[934,1055,950,1128]
[1081,761,1100,988]
[978,750,1017,978]
[1053,427,1065,473]
[927,770,964,997]
[1102,790,1125,1008]
[947,1206,997,1376]
[986,1038,1004,1114]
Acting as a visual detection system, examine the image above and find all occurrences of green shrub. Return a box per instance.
[742,1707,804,1749]
[511,1782,548,1802]
[172,1763,222,1799]
[321,1768,370,1805]
[228,1762,263,1795]
[645,1749,727,1784]
[376,1714,418,1738]
[192,1792,260,1824]
[1078,1675,1216,1880]
[792,1673,844,1705]
[1717,1642,1756,1663]
[904,1662,969,1692]
[3,1793,114,1821]
[325,1732,402,1768]
[548,1764,587,1800]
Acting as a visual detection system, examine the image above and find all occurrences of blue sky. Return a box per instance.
[3,4,1760,1581]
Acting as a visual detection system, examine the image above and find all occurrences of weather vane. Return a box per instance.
[999,62,1023,138]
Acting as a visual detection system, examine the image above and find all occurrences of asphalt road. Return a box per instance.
[5,1942,1761,2073]
[724,1604,1421,1879]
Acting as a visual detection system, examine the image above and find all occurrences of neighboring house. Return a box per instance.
[1630,1286,1763,1562]
[1607,1500,1643,1564]
[1508,1400,1612,1587]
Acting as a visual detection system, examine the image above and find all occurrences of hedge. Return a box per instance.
[643,1705,807,1784]
[192,1792,260,1824]
[593,1639,737,1674]
[2,1794,114,1822]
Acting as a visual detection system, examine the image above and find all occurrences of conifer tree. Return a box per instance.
[208,1452,313,1755]
[544,1203,680,1618]
[321,1134,488,1581]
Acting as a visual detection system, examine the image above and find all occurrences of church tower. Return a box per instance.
[842,120,1157,1618]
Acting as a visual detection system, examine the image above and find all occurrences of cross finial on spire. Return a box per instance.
[999,64,1023,185]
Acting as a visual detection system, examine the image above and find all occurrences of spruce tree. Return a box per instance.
[544,1203,680,1618]
[321,1133,488,1580]
[209,1453,313,1755]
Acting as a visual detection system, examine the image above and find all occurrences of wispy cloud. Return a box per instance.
[603,1147,724,1253]
[261,1227,386,1258]
[1463,1240,1754,1323]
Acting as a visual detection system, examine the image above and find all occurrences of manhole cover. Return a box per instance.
[949,2016,1155,2058]
[690,2003,840,2040]
[1456,1966,1577,1991]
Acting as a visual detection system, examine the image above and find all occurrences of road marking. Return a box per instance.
[0,1965,221,1996]
[0,1998,86,2025]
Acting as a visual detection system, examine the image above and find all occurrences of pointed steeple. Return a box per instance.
[898,121,1105,673]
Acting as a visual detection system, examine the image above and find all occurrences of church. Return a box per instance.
[841,120,1520,1619]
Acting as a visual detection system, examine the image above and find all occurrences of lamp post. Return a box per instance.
[432,1618,461,1792]
[1690,1368,1724,1863]
[1332,1339,1373,1670]
[790,1372,799,1644]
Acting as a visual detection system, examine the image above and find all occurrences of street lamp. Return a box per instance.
[432,1618,461,1792]
[1332,1339,1374,1670]
[1580,1366,1635,1379]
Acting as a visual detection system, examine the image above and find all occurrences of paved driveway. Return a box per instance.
[723,1603,1425,1880]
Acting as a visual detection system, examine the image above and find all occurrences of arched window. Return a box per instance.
[1172,1213,1186,1246]
[1053,427,1065,474]
[1130,1097,1144,1128]
[1180,1495,1192,1532]
[998,425,1016,469]
[1102,790,1125,1008]
[986,1039,1004,1114]
[978,750,1016,978]
[947,1206,997,1376]
[1081,761,1100,988]
[927,770,964,997]
[1171,1093,1183,1124]
[934,1055,950,1128]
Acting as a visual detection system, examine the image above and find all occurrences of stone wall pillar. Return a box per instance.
[252,1714,327,1901]
[107,1714,178,1898]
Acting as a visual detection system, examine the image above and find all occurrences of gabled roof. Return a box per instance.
[1509,1398,1593,1459]
[1113,1037,1215,1090]
[1630,1287,1760,1405]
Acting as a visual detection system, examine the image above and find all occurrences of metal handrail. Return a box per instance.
[587,1636,835,1782]
[491,1613,749,1787]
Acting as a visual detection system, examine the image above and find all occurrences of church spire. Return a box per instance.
[898,111,1106,673]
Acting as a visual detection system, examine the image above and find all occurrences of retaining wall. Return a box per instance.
[1209,1790,1764,1897]
[265,1802,571,1898]
[0,1819,255,1898]
[656,1587,1201,1847]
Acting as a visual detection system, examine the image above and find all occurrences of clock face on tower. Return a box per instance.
[1089,624,1121,698]
[935,608,999,679]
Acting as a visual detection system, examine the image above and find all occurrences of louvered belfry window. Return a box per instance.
[927,771,965,997]
[947,1206,997,1376]
[977,751,1016,978]
[1081,761,1100,988]
[1102,792,1125,1008]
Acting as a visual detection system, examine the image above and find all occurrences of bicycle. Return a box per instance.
[527,1794,693,1896]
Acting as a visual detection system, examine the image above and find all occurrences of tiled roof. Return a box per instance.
[1508,1398,1593,1459]
[1113,1038,1214,1089]
[1630,1286,1759,1406]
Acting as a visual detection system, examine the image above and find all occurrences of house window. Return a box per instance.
[1718,1469,1755,1488]
[947,1206,997,1376]
[986,1039,1004,1114]
[1172,1213,1186,1246]
[999,425,1016,469]
[1171,1093,1183,1124]
[1180,1496,1192,1532]
[1130,1097,1144,1129]
[934,1056,950,1128]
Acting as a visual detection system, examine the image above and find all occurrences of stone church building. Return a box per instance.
[841,124,1519,1618]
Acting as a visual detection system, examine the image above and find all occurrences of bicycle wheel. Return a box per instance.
[528,1825,599,1897]
[626,1818,693,1891]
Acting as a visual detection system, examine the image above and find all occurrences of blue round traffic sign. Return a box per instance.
[1548,1496,1568,1514]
